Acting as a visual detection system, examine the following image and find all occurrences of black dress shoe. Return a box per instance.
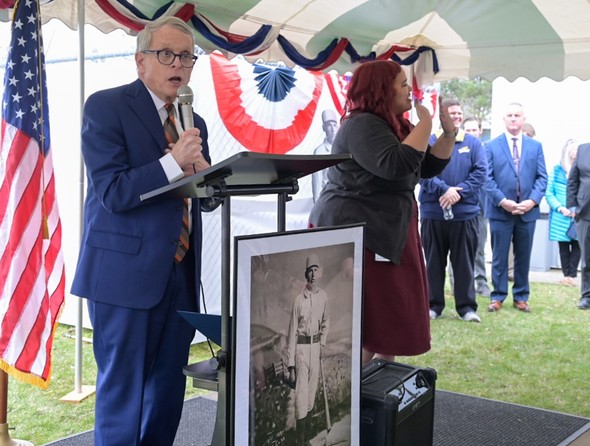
[578,298,590,310]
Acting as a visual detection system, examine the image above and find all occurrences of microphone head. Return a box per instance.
[177,85,194,105]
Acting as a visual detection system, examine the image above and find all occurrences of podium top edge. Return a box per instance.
[139,151,352,202]
[226,152,352,161]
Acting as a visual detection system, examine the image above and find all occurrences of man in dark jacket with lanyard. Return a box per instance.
[419,99,488,322]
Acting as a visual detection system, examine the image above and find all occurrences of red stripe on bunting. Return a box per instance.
[314,38,350,71]
[95,0,195,31]
[378,45,413,61]
[324,72,347,116]
[172,4,196,23]
[210,53,323,154]
[198,14,247,44]
[95,0,143,31]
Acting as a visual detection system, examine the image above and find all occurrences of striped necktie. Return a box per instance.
[512,137,521,201]
[164,103,190,263]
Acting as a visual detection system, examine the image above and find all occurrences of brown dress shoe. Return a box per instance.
[513,301,531,312]
[488,300,502,312]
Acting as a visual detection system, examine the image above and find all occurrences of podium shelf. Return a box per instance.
[184,360,219,392]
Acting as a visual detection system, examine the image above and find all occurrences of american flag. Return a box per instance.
[0,0,65,388]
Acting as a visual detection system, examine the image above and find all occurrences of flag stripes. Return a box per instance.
[0,0,65,388]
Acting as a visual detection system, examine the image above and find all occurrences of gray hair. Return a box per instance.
[136,17,195,52]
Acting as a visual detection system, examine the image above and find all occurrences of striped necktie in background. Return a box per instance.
[512,137,521,201]
[164,103,190,262]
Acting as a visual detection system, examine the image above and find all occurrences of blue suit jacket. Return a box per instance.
[483,133,547,222]
[71,79,210,310]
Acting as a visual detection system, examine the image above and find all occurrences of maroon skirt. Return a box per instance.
[362,202,431,356]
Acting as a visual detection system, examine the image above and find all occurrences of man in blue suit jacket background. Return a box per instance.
[71,17,214,446]
[484,102,547,313]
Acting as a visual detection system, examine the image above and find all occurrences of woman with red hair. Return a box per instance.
[309,60,456,364]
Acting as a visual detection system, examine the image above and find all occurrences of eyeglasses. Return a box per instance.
[142,49,198,68]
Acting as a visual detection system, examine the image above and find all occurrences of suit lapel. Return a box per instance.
[125,79,167,152]
[521,136,529,167]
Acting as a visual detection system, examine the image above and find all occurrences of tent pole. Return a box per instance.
[60,0,95,403]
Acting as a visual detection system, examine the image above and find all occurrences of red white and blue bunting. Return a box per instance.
[210,53,325,154]
[0,0,438,76]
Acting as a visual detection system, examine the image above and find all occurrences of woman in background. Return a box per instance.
[547,139,580,285]
[309,60,455,364]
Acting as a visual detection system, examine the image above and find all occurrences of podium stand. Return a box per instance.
[141,151,351,446]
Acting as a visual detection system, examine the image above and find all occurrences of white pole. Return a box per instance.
[60,0,95,403]
[75,0,85,395]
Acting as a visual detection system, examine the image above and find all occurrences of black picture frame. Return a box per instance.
[233,225,364,445]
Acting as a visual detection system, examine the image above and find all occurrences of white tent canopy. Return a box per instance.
[4,0,589,82]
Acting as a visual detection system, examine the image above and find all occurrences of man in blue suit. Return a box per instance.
[484,102,547,313]
[71,17,214,446]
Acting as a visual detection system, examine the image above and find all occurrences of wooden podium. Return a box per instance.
[141,151,350,446]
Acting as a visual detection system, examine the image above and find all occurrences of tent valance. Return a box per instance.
[3,0,590,81]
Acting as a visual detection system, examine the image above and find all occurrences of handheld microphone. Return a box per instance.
[177,85,194,129]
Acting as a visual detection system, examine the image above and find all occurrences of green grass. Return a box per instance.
[399,281,590,418]
[5,281,590,445]
[6,328,214,445]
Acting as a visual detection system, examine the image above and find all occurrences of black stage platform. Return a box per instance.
[44,390,590,446]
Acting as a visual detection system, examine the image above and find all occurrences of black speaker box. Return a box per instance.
[361,359,436,446]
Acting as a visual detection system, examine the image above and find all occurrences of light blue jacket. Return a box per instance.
[546,164,575,241]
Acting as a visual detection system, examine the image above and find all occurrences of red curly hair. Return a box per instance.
[344,60,413,140]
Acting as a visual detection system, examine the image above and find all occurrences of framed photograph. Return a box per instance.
[233,224,364,446]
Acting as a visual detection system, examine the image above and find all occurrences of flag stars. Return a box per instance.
[24,70,34,80]
[13,19,23,30]
[27,86,36,96]
[21,53,31,64]
[8,76,18,87]
[30,103,38,114]
[17,36,26,47]
[33,117,43,132]
[12,92,22,103]
[15,109,25,120]
[27,14,36,24]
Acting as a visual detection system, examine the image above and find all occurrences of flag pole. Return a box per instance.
[0,370,33,446]
[58,0,95,404]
